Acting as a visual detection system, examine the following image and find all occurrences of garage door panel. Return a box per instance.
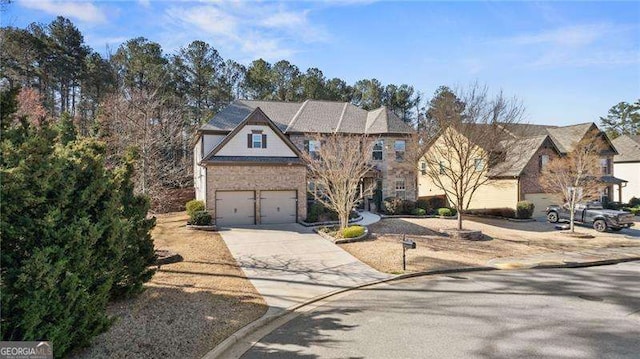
[525,193,562,218]
[261,190,297,224]
[216,191,255,226]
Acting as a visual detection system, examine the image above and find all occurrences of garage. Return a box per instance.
[216,191,255,226]
[260,190,297,224]
[525,193,563,218]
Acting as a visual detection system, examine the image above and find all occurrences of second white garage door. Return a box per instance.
[216,191,255,226]
[260,190,297,224]
[525,193,563,218]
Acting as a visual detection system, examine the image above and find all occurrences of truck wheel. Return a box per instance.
[547,211,559,223]
[593,219,607,232]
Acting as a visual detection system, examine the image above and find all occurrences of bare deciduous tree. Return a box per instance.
[421,83,527,230]
[300,133,376,230]
[539,130,606,233]
[98,87,188,211]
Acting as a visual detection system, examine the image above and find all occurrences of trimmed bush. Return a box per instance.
[189,210,212,225]
[341,225,365,238]
[185,199,205,217]
[466,208,516,218]
[627,207,640,216]
[516,201,535,219]
[401,200,416,214]
[305,202,357,222]
[438,208,453,216]
[629,197,640,207]
[412,208,427,216]
[418,196,447,210]
[415,198,429,210]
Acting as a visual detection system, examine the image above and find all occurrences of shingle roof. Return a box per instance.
[612,134,640,162]
[200,99,414,135]
[544,122,595,153]
[489,135,552,177]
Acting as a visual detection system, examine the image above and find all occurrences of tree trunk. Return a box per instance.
[457,211,462,230]
[569,190,576,233]
[339,211,349,231]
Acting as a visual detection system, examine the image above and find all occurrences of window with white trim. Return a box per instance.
[474,158,484,171]
[394,140,406,161]
[252,133,262,148]
[372,140,384,161]
[395,179,406,198]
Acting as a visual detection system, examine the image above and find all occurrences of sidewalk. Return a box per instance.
[353,211,381,226]
[488,246,640,269]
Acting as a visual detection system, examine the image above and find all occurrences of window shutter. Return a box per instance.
[262,134,267,148]
[247,134,252,148]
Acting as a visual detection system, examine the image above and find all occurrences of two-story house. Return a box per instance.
[418,122,620,217]
[193,99,415,226]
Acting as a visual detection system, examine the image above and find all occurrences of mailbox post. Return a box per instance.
[401,234,416,271]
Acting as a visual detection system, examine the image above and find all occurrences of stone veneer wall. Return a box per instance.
[288,134,417,200]
[206,164,307,223]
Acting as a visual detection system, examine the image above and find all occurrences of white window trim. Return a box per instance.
[252,133,262,148]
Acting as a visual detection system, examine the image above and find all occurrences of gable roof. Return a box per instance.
[612,134,640,163]
[200,99,414,135]
[489,135,559,177]
[202,107,303,163]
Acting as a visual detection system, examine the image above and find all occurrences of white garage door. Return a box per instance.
[525,193,563,218]
[260,190,297,224]
[216,191,255,226]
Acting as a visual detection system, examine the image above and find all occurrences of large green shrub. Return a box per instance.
[185,199,205,217]
[1,104,155,356]
[415,198,430,210]
[438,208,453,216]
[629,197,640,207]
[305,202,358,222]
[516,201,535,219]
[341,225,365,238]
[383,197,403,214]
[412,208,427,216]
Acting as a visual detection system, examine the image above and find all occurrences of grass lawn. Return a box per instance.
[340,217,640,274]
[70,212,267,359]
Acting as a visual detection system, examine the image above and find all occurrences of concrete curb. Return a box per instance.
[202,257,639,359]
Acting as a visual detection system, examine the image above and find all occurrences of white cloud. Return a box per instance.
[163,2,328,61]
[19,0,108,24]
[507,24,611,47]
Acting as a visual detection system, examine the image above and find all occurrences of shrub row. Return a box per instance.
[383,197,456,216]
[305,202,358,223]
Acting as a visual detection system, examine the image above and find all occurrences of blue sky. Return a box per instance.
[4,1,639,125]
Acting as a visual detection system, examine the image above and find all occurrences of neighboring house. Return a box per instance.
[418,122,620,217]
[611,134,640,203]
[193,99,415,226]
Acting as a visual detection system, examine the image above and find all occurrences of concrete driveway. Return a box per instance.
[219,224,389,310]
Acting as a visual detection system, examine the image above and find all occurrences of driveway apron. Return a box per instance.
[219,223,390,310]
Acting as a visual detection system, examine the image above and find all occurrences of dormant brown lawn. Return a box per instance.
[71,212,266,359]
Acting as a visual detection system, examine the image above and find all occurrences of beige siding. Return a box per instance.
[614,162,640,202]
[217,125,296,157]
[418,175,518,209]
[418,130,518,209]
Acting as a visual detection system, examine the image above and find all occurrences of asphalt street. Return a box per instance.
[242,262,640,359]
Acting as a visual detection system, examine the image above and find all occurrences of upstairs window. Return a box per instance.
[539,154,549,172]
[248,133,267,148]
[372,140,384,161]
[395,140,406,161]
[474,158,484,171]
[420,161,427,175]
[304,140,321,159]
[600,158,611,175]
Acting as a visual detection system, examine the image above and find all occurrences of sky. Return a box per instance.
[3,0,639,125]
